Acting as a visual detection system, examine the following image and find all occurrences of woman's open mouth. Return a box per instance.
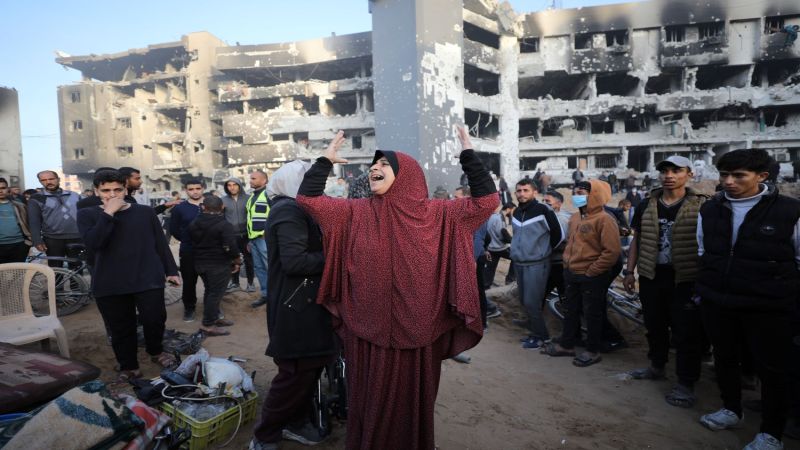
[370,174,384,182]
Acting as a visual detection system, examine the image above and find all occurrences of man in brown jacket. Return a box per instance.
[542,179,621,367]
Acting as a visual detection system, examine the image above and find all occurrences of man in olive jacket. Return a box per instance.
[623,156,707,409]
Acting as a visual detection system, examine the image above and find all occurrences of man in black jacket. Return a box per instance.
[189,195,240,336]
[697,149,799,450]
[250,160,335,449]
[77,169,180,381]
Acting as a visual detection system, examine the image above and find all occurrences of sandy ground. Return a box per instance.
[56,251,799,450]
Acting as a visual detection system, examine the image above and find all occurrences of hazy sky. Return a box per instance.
[2,0,629,188]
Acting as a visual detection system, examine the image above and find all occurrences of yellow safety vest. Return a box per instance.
[246,189,269,239]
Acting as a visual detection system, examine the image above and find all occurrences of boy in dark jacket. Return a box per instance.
[189,195,240,336]
[697,149,799,450]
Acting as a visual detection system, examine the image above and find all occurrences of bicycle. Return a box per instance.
[25,244,182,317]
[546,280,644,326]
[26,245,92,317]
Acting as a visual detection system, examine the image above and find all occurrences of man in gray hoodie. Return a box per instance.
[222,177,255,292]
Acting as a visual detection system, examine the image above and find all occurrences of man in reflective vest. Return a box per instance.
[247,169,270,307]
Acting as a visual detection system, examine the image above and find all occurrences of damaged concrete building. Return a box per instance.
[56,0,800,191]
[0,87,25,188]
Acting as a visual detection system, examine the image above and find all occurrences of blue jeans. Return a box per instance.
[515,261,551,340]
[250,237,268,298]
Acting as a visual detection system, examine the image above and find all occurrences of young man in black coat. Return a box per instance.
[77,170,180,381]
[251,161,336,450]
[189,195,240,336]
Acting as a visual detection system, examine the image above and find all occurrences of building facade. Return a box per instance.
[0,87,25,188]
[56,0,800,190]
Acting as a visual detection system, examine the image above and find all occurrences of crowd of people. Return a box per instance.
[0,134,798,449]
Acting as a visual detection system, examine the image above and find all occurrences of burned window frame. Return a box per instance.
[71,120,83,131]
[70,91,81,103]
[665,25,686,43]
[519,37,540,53]
[698,22,725,40]
[117,117,132,129]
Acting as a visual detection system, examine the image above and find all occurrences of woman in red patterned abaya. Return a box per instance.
[296,128,499,449]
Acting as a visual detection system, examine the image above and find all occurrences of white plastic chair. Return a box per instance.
[0,263,70,357]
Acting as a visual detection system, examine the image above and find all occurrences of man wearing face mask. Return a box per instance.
[542,180,621,367]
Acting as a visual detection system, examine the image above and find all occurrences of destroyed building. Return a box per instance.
[0,87,25,188]
[56,0,800,191]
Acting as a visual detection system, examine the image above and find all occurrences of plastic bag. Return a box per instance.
[204,357,253,398]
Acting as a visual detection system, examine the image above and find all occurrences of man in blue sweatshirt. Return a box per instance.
[77,169,180,381]
[169,179,204,322]
[511,178,563,349]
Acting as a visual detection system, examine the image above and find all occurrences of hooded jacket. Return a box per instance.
[189,212,240,269]
[510,199,562,265]
[222,177,250,233]
[563,179,622,276]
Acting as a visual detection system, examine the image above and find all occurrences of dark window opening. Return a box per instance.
[293,132,309,146]
[595,154,618,168]
[157,108,187,132]
[567,156,588,169]
[574,33,593,50]
[624,116,649,132]
[325,93,357,116]
[271,133,291,141]
[352,135,362,149]
[73,148,85,159]
[627,146,650,171]
[519,119,540,140]
[70,91,81,103]
[214,150,228,167]
[605,30,629,47]
[227,136,244,145]
[698,22,724,39]
[764,16,797,34]
[645,71,681,94]
[117,117,131,128]
[293,95,320,114]
[465,109,499,140]
[363,90,374,113]
[665,25,685,43]
[72,120,83,131]
[117,146,133,157]
[464,64,500,96]
[591,120,615,134]
[520,37,540,53]
[541,122,559,137]
[519,72,592,100]
[596,73,641,96]
[751,60,800,87]
[463,21,500,49]
[696,65,750,90]
[218,102,244,114]
[688,111,711,130]
[763,110,788,128]
[249,98,281,112]
[520,156,547,171]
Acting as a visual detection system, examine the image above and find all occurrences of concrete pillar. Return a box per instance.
[371,0,464,191]
[498,35,520,185]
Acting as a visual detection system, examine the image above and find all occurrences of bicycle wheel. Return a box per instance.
[29,268,91,317]
[608,291,644,326]
[546,292,566,321]
[164,284,182,306]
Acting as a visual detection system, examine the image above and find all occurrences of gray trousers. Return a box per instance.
[515,261,551,340]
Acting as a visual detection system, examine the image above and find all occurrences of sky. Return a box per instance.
[2,0,630,188]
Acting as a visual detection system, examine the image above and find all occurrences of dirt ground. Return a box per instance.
[58,250,799,450]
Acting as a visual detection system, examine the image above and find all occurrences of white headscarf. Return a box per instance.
[266,160,313,199]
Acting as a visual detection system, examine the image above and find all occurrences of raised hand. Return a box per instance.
[323,130,348,164]
[457,126,473,151]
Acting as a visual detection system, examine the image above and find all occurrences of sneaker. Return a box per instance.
[251,297,267,308]
[452,352,471,364]
[246,283,257,293]
[743,433,784,450]
[522,337,545,350]
[700,408,743,431]
[182,309,196,322]
[217,307,225,320]
[282,422,327,445]
[599,339,629,353]
[487,308,502,319]
[248,438,279,450]
[226,282,240,293]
